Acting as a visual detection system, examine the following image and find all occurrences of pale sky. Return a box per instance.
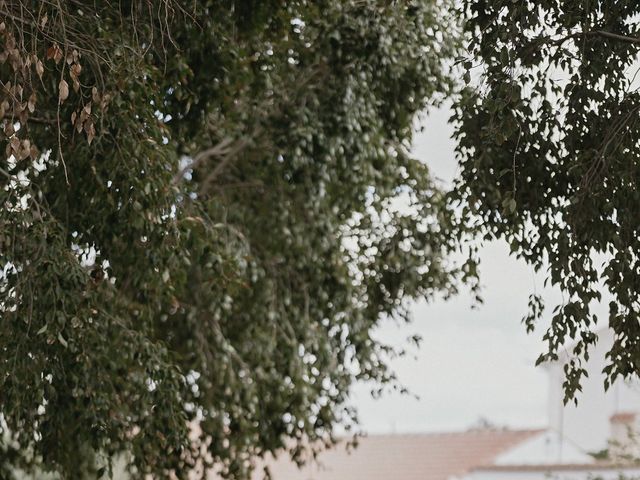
[351,106,565,434]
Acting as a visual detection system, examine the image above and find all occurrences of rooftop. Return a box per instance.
[253,429,542,480]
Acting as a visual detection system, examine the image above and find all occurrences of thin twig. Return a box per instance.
[54,0,69,185]
[171,137,234,185]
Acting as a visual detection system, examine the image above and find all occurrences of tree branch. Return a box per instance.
[532,29,640,51]
[592,30,640,45]
[171,137,234,185]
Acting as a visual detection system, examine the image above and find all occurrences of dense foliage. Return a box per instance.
[455,1,640,401]
[0,1,470,478]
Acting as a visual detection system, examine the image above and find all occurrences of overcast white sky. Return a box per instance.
[351,106,565,434]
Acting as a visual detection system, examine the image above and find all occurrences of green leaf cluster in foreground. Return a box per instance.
[5,0,640,478]
[0,1,473,478]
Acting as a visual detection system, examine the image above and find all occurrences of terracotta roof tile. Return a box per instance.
[610,412,637,424]
[249,429,542,480]
[474,463,640,472]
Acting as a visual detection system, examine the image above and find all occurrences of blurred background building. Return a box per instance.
[256,328,640,480]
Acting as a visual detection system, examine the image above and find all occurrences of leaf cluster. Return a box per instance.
[455,0,640,402]
[0,1,471,478]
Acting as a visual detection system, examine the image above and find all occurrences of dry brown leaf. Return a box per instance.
[69,63,82,92]
[9,136,20,153]
[46,46,55,60]
[35,59,44,79]
[20,139,31,160]
[85,120,96,145]
[58,79,69,103]
[70,63,81,79]
[27,92,36,113]
[47,44,63,64]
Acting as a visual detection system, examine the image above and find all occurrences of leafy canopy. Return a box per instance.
[0,1,470,478]
[455,1,640,401]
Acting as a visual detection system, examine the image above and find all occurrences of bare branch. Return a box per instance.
[171,136,234,185]
[593,30,640,45]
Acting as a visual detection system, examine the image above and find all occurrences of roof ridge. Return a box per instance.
[349,428,545,439]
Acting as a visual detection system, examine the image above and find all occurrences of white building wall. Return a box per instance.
[461,467,640,480]
[493,431,593,466]
[547,328,640,455]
